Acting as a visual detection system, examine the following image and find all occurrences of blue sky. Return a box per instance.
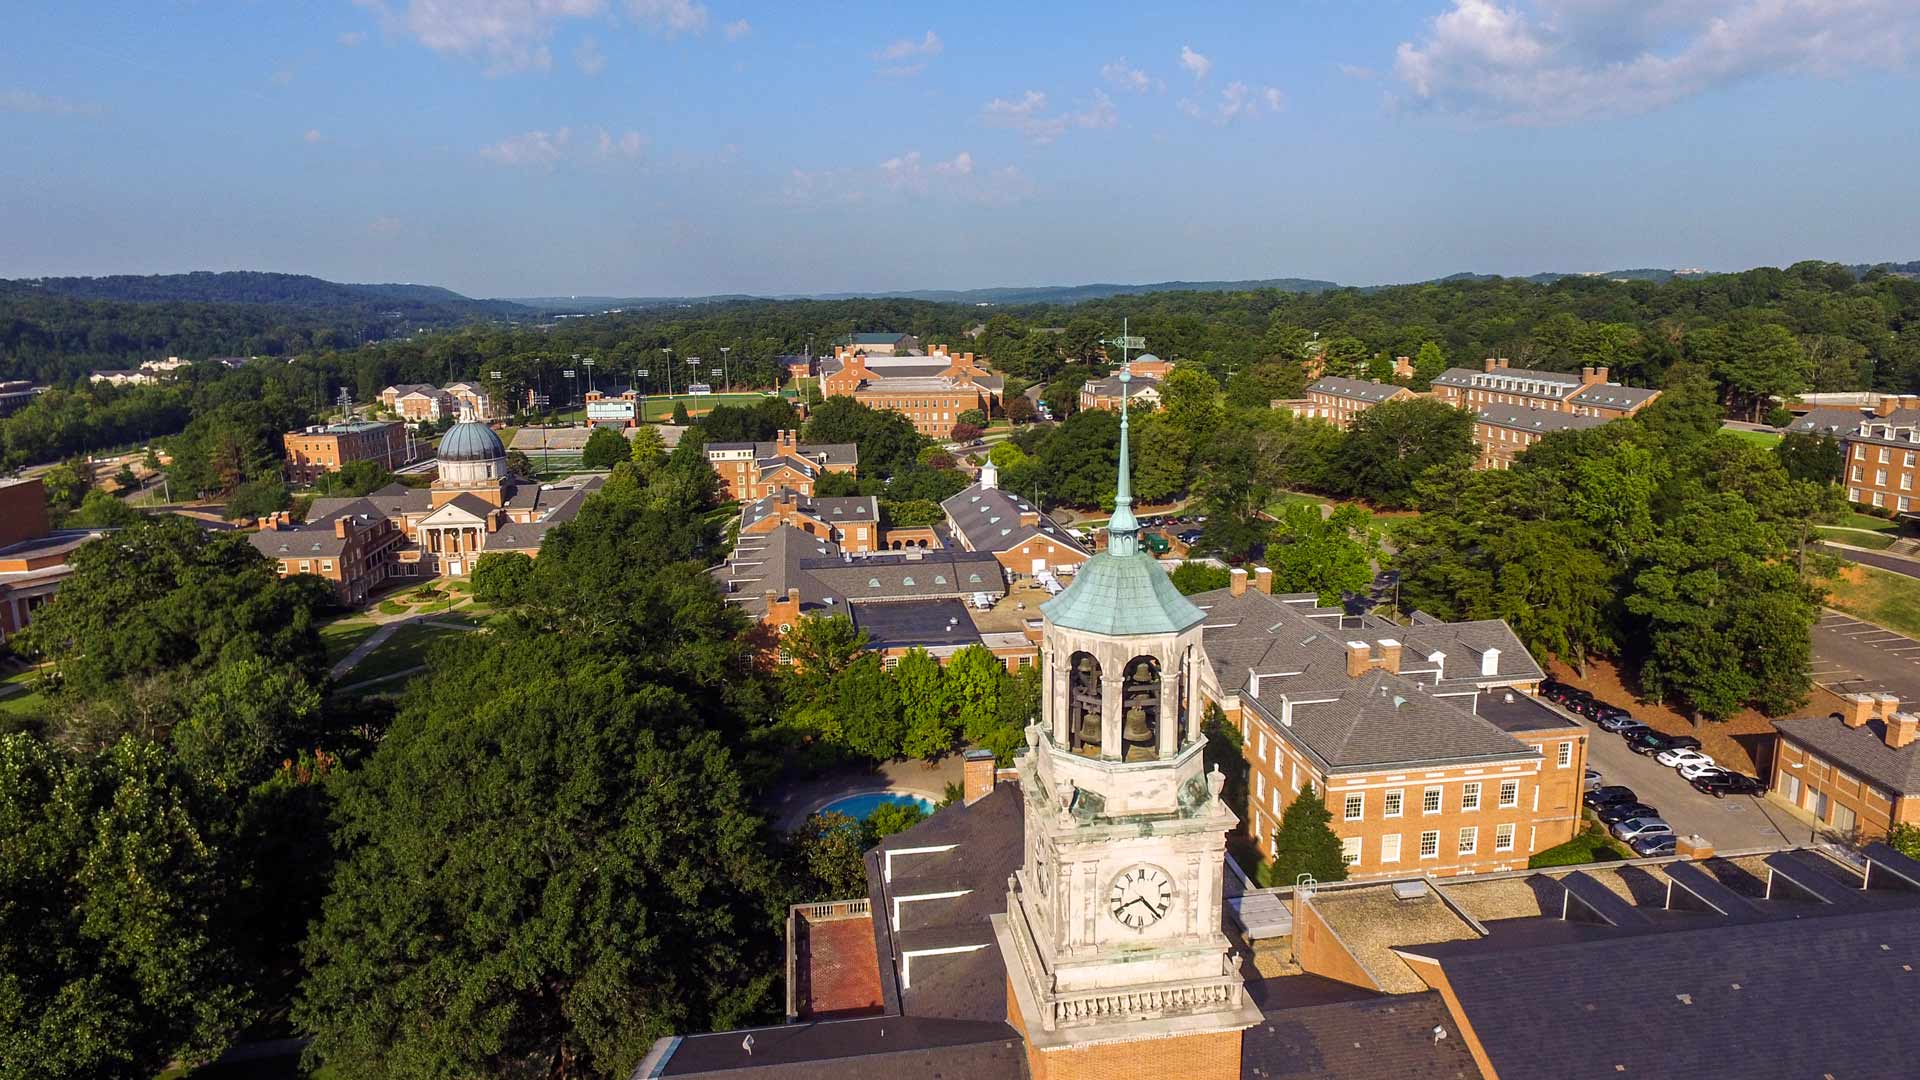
[3,1,1918,298]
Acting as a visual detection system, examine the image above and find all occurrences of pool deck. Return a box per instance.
[770,756,962,831]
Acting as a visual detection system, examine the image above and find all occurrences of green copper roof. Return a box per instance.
[1042,349,1202,637]
[1041,548,1205,636]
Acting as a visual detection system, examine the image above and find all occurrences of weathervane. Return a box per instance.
[1100,317,1146,369]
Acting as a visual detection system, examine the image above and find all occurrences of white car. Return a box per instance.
[1677,759,1726,782]
[1610,817,1674,842]
[1656,747,1711,768]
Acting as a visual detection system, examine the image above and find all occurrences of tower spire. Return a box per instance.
[1106,347,1139,557]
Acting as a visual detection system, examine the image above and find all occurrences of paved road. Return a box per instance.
[1810,611,1920,701]
[1822,543,1920,581]
[1574,714,1792,853]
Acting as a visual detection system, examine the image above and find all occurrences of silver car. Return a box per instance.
[1610,817,1674,842]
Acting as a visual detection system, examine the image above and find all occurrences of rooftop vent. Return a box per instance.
[1391,880,1429,901]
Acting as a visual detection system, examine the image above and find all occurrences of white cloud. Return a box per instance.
[1393,0,1920,125]
[369,215,404,237]
[1178,81,1284,125]
[355,0,605,73]
[724,18,750,41]
[981,89,1117,144]
[575,36,606,74]
[1179,44,1211,80]
[1101,58,1160,93]
[876,30,942,75]
[338,30,367,46]
[481,127,574,167]
[304,128,324,143]
[0,89,100,116]
[594,128,647,158]
[626,0,707,35]
[784,149,1033,207]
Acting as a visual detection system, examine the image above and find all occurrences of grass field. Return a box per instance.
[1835,510,1900,532]
[339,623,468,687]
[538,391,786,425]
[0,668,49,720]
[1722,427,1783,449]
[320,618,380,667]
[1529,819,1633,868]
[1823,563,1920,639]
[1262,491,1334,517]
[1815,527,1897,550]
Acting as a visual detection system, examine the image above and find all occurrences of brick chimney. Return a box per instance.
[1483,358,1499,373]
[1377,638,1403,674]
[1253,566,1273,594]
[1496,358,1510,370]
[1843,693,1877,728]
[1876,396,1900,418]
[1887,713,1919,751]
[963,748,997,805]
[1874,692,1902,721]
[334,516,351,539]
[1230,567,1248,597]
[1345,641,1371,678]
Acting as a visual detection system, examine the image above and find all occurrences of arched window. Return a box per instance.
[1068,652,1103,757]
[1121,655,1162,762]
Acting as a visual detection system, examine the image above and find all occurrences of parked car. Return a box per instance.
[1626,734,1667,757]
[1627,730,1698,754]
[1610,817,1675,842]
[1176,529,1203,545]
[1614,722,1653,742]
[1588,704,1633,724]
[1583,767,1603,790]
[1630,833,1680,857]
[1656,747,1713,768]
[1540,678,1571,700]
[1584,786,1637,809]
[1691,772,1768,798]
[1595,712,1642,733]
[1677,759,1726,781]
[1598,801,1661,826]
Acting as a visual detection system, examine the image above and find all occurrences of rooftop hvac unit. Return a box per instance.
[1391,880,1430,901]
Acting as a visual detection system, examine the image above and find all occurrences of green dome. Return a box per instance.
[438,419,505,463]
[1041,549,1205,636]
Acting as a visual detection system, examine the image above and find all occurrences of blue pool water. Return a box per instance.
[820,791,935,820]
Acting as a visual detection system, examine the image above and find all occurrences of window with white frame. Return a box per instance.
[1344,793,1363,821]
[1499,779,1519,808]
[1557,742,1573,768]
[1383,789,1404,818]
[1256,773,1265,801]
[1458,826,1477,855]
[1495,823,1516,852]
[1419,830,1440,858]
[1380,834,1402,863]
[1423,786,1442,814]
[1341,836,1362,867]
[1461,782,1480,811]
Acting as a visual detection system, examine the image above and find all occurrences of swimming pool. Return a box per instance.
[819,790,935,820]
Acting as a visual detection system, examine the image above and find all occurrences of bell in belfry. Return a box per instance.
[1122,706,1153,745]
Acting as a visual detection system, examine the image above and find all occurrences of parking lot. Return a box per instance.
[1810,611,1920,701]
[1573,712,1796,852]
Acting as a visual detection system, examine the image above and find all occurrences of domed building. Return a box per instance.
[434,413,509,490]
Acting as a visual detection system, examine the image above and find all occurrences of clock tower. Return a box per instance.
[991,361,1261,1080]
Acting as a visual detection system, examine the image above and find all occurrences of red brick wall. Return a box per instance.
[0,479,50,549]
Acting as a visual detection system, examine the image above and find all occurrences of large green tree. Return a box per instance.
[1265,783,1348,887]
[1332,398,1474,509]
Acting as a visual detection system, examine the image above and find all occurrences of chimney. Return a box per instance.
[1253,566,1273,594]
[1483,358,1498,373]
[334,516,350,539]
[1378,638,1403,674]
[1480,646,1501,677]
[1230,567,1248,597]
[1887,713,1919,751]
[1876,397,1900,418]
[1843,693,1876,728]
[1873,691,1902,721]
[1674,834,1715,861]
[1590,366,1609,384]
[1496,358,1510,370]
[1346,641,1371,678]
[963,748,997,805]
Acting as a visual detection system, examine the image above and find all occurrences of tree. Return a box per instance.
[1039,408,1121,507]
[895,648,955,761]
[580,426,630,470]
[1160,367,1223,446]
[956,408,986,427]
[830,655,903,760]
[865,800,927,840]
[295,634,781,1079]
[1332,398,1474,509]
[671,400,690,425]
[1264,503,1381,603]
[506,449,536,477]
[171,657,321,789]
[21,516,329,698]
[1130,411,1192,505]
[1170,561,1231,595]
[883,498,944,529]
[946,645,1006,745]
[311,458,395,497]
[470,550,536,606]
[1265,783,1348,887]
[1193,414,1278,560]
[949,422,983,442]
[802,397,926,479]
[71,487,139,528]
[1005,394,1036,423]
[0,735,251,1080]
[1409,341,1450,390]
[224,477,290,521]
[784,811,869,901]
[1688,323,1810,421]
[1777,432,1844,486]
[628,424,666,469]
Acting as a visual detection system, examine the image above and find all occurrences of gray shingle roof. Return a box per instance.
[1241,992,1480,1080]
[1568,382,1659,411]
[739,493,878,531]
[940,484,1088,558]
[1773,714,1920,794]
[1248,669,1535,771]
[713,526,1005,617]
[1473,405,1609,434]
[850,597,984,652]
[1308,376,1412,403]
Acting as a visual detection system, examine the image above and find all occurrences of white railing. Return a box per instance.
[784,898,874,1022]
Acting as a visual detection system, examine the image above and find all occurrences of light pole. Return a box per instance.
[719,346,730,392]
[662,347,674,405]
[582,358,596,396]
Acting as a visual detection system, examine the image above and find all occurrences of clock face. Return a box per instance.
[1108,865,1174,931]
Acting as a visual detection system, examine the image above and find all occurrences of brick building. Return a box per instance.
[0,478,105,642]
[1431,360,1661,419]
[1771,692,1920,839]
[1282,376,1414,430]
[1791,397,1920,512]
[940,460,1089,577]
[703,430,859,501]
[1191,571,1585,876]
[1471,405,1608,470]
[738,491,881,552]
[816,344,1004,438]
[1077,372,1162,412]
[252,505,404,604]
[281,420,416,483]
[832,331,920,356]
[379,383,454,421]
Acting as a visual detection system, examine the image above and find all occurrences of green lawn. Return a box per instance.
[1723,427,1783,449]
[1815,527,1897,550]
[319,618,380,667]
[1835,510,1900,532]
[1529,820,1633,868]
[0,668,49,720]
[1262,491,1333,517]
[1825,562,1920,640]
[339,623,468,687]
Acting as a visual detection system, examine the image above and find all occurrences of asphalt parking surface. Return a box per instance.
[1810,611,1920,701]
[1821,543,1920,581]
[1574,713,1794,853]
